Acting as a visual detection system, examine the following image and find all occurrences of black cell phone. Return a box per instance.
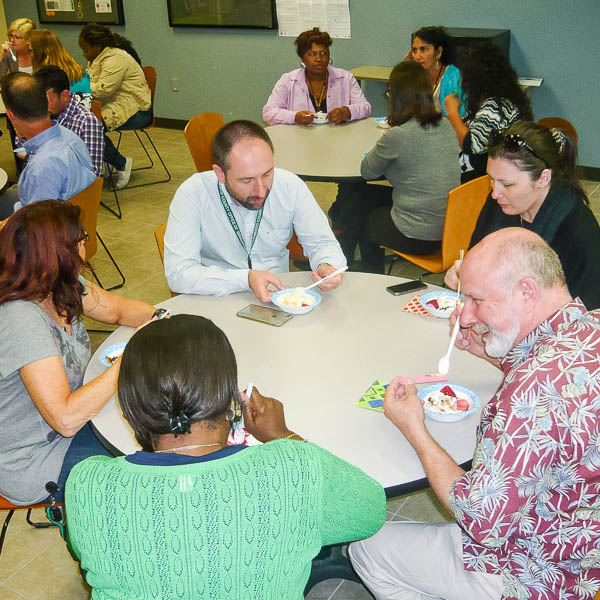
[386,280,427,296]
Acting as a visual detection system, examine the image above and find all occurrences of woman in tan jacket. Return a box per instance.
[79,23,151,189]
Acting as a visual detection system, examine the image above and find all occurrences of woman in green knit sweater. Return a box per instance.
[65,315,385,599]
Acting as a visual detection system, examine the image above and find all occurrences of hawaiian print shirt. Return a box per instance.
[450,299,600,600]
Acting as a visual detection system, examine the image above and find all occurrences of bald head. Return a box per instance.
[459,228,571,356]
[1,72,49,123]
[463,228,566,294]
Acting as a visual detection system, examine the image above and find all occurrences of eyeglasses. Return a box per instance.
[78,230,89,243]
[488,130,549,168]
[8,33,24,40]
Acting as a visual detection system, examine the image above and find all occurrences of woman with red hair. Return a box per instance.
[0,200,156,506]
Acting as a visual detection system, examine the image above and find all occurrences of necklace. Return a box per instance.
[432,63,445,90]
[306,73,328,112]
[154,443,223,453]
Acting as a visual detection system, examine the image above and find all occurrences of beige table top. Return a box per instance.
[350,65,542,89]
[86,272,502,494]
[266,117,385,182]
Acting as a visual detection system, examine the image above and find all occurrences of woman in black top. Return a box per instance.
[445,121,600,310]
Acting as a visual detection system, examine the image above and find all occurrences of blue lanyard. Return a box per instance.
[217,183,263,270]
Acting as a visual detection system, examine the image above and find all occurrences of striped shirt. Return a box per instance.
[459,97,520,178]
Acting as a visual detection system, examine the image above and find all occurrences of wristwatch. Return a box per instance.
[151,308,170,320]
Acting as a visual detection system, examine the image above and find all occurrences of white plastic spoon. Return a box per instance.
[289,266,348,297]
[437,250,464,375]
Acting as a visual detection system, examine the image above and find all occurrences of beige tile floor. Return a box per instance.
[0,124,599,600]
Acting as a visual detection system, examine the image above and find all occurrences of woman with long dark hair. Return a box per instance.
[445,121,600,309]
[79,23,151,188]
[65,314,385,598]
[445,41,533,183]
[406,25,465,117]
[0,200,156,505]
[337,62,459,273]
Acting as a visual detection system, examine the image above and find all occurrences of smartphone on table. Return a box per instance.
[386,280,427,296]
[236,304,293,327]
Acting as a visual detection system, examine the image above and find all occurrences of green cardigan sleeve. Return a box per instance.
[312,443,386,546]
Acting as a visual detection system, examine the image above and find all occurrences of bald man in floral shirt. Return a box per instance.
[350,228,600,600]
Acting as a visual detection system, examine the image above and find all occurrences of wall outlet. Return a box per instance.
[171,77,179,92]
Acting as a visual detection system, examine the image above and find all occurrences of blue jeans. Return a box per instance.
[44,423,111,503]
[104,109,152,170]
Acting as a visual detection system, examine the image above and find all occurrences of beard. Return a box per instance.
[473,318,520,358]
[225,181,270,211]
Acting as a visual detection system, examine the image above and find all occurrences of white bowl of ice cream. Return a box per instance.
[271,288,322,315]
[419,290,463,318]
[417,383,479,423]
[313,112,328,124]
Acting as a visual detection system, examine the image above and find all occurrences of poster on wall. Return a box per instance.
[276,0,350,39]
[36,0,125,24]
[167,0,277,29]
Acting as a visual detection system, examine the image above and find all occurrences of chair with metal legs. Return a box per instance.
[100,67,171,218]
[69,178,126,290]
[0,493,64,558]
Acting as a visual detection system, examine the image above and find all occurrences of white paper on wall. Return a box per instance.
[276,0,351,39]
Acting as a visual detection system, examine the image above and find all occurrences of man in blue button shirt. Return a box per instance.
[0,72,96,220]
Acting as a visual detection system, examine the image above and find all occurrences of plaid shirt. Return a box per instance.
[56,93,104,177]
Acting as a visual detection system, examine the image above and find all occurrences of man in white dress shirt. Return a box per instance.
[164,120,346,300]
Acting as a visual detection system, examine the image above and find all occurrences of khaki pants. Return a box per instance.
[349,521,503,600]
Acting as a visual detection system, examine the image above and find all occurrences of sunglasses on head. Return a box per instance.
[488,130,549,168]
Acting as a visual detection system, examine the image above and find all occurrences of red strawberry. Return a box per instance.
[427,299,439,309]
[302,303,308,307]
[456,398,470,412]
[440,385,456,397]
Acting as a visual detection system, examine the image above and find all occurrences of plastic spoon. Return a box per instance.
[289,266,348,298]
[437,250,464,375]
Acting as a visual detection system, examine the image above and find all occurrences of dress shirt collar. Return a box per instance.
[22,122,60,155]
[217,179,269,215]
[501,297,588,373]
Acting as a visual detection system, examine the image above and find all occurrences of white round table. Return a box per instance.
[86,272,502,495]
[266,118,385,182]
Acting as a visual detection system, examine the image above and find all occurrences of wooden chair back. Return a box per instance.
[68,178,103,261]
[154,222,178,297]
[142,66,157,128]
[184,113,225,172]
[155,222,167,264]
[90,99,103,123]
[382,175,490,274]
[538,117,578,143]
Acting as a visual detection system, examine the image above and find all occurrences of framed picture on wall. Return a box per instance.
[167,0,277,29]
[36,0,125,25]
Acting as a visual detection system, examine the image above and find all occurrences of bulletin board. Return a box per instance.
[36,0,125,25]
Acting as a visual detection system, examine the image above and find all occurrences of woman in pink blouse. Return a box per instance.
[262,27,371,126]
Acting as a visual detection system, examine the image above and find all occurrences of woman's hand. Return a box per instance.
[295,111,314,125]
[240,387,300,442]
[404,49,414,62]
[327,106,351,124]
[443,259,462,290]
[2,42,11,56]
[444,92,461,116]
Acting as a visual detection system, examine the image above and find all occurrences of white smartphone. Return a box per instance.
[236,304,293,327]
